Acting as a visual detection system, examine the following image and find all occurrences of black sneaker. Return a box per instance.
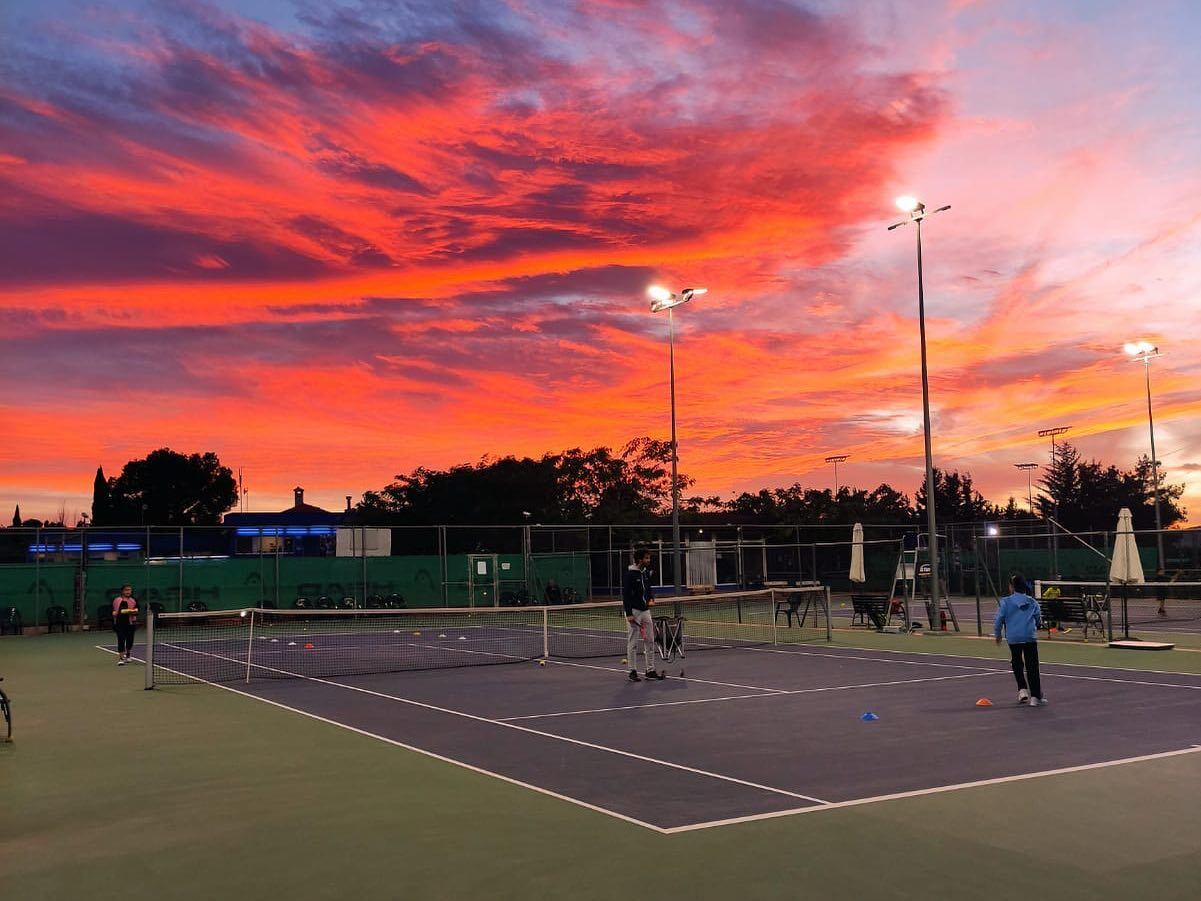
[628,669,641,682]
[646,670,666,681]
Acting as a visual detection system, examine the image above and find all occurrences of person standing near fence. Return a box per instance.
[994,574,1045,706]
[112,584,139,666]
[622,547,663,682]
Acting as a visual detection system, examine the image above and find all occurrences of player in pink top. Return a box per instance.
[112,584,139,665]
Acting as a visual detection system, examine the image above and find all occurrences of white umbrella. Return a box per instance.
[849,522,866,583]
[1108,507,1145,584]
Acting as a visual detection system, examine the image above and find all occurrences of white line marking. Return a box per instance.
[826,642,1201,679]
[499,671,999,721]
[147,643,830,805]
[545,658,789,692]
[98,647,668,834]
[663,745,1201,833]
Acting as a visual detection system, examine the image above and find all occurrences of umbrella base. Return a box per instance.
[1108,639,1175,651]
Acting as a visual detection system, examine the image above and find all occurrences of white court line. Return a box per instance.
[96,646,668,834]
[773,642,1201,680]
[545,658,791,693]
[498,671,999,721]
[148,642,830,805]
[663,745,1201,834]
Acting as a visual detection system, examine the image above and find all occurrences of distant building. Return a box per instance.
[223,487,346,555]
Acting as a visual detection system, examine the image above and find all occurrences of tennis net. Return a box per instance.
[144,586,830,687]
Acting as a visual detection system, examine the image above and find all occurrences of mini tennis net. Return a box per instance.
[144,586,831,687]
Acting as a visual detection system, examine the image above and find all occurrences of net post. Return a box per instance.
[245,609,256,684]
[542,605,549,660]
[824,586,832,642]
[144,604,155,690]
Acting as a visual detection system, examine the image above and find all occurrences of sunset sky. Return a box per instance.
[2,0,1199,523]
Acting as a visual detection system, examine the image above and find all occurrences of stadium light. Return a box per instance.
[824,455,849,495]
[1038,426,1071,577]
[1014,462,1039,514]
[887,197,951,624]
[647,284,707,596]
[1125,341,1165,574]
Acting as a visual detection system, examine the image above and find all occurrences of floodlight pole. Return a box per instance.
[668,305,683,597]
[1135,349,1165,574]
[649,286,704,597]
[889,200,950,625]
[1015,463,1039,514]
[1038,426,1070,577]
[825,455,848,495]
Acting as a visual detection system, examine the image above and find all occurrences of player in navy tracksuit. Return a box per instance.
[622,547,663,682]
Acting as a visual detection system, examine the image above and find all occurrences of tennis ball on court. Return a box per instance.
[621,659,628,665]
[412,631,421,636]
[539,660,546,667]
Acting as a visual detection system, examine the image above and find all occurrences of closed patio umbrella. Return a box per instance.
[850,523,866,584]
[1108,507,1145,584]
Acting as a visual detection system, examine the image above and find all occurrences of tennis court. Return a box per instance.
[126,592,1201,833]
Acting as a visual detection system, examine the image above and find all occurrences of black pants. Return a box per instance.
[115,622,137,655]
[1009,642,1041,698]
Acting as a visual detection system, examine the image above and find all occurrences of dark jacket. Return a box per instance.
[622,565,653,615]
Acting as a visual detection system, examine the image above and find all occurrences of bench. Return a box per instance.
[850,594,891,630]
[1040,595,1106,639]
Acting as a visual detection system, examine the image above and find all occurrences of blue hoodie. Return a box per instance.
[994,591,1041,644]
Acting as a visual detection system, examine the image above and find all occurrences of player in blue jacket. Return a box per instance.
[994,574,1046,706]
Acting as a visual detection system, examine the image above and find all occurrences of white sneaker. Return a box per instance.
[1034,696,1047,706]
[117,658,127,666]
[1018,689,1029,704]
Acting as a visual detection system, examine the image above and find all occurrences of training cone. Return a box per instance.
[304,642,315,650]
[860,712,879,721]
[975,697,993,707]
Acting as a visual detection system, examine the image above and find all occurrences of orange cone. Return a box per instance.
[304,642,315,650]
[975,697,993,707]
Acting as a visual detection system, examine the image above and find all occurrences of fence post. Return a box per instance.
[178,527,184,611]
[973,535,982,636]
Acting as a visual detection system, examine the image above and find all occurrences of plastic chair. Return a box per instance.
[365,594,384,609]
[384,593,406,609]
[45,605,69,634]
[316,596,334,610]
[96,604,115,631]
[0,608,22,636]
[293,597,311,610]
[338,597,356,610]
[185,601,208,613]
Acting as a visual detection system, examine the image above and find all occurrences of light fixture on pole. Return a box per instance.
[1124,341,1165,575]
[1038,426,1071,577]
[888,195,950,625]
[824,455,849,495]
[648,285,706,597]
[1014,463,1039,514]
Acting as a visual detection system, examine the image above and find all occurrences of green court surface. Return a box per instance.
[2,631,1199,901]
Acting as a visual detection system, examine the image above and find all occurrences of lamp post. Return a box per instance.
[1014,463,1039,514]
[1038,426,1070,577]
[888,196,950,623]
[648,285,706,597]
[1124,341,1165,575]
[824,455,849,496]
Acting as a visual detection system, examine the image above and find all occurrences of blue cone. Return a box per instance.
[860,712,879,721]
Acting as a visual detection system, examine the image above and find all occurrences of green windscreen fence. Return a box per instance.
[0,552,592,624]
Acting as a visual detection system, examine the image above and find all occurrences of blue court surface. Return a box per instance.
[132,639,1201,832]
